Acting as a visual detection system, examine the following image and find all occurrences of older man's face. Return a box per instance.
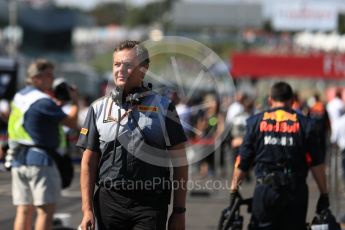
[112,48,147,93]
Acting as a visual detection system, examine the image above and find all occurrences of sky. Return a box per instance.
[54,0,163,10]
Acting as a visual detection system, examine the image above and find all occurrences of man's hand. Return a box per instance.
[80,210,95,230]
[168,213,185,230]
[316,193,330,214]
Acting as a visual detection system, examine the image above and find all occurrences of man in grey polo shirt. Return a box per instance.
[78,40,188,230]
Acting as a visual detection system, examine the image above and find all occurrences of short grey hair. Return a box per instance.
[26,59,54,84]
[114,40,150,66]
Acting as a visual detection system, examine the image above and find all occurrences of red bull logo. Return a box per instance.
[260,121,300,133]
[263,110,297,122]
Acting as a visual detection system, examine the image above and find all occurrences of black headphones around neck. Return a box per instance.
[110,86,123,105]
[110,83,152,105]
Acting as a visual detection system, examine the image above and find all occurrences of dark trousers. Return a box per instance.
[94,187,168,230]
[252,182,308,230]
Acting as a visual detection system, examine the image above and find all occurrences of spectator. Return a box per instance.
[0,99,10,161]
[7,59,78,230]
[326,89,345,145]
[306,94,329,161]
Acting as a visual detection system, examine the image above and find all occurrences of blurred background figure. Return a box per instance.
[327,89,345,145]
[52,77,80,156]
[226,91,247,124]
[171,91,192,138]
[292,91,302,112]
[77,96,91,128]
[7,59,79,230]
[228,95,255,165]
[0,99,10,162]
[306,93,330,161]
[196,93,225,178]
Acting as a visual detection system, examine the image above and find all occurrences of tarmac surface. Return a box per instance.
[1,164,345,229]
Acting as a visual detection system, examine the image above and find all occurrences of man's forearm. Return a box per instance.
[173,165,188,207]
[230,167,247,191]
[169,161,188,230]
[169,143,188,208]
[81,150,99,213]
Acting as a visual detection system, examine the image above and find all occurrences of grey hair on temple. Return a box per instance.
[114,40,150,66]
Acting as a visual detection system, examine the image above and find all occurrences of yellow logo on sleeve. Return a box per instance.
[80,128,88,135]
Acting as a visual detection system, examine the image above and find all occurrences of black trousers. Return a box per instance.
[94,187,168,230]
[252,182,308,230]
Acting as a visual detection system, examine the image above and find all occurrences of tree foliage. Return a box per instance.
[88,1,173,27]
[125,2,164,27]
[88,3,127,26]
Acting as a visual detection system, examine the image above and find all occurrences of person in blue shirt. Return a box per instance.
[8,59,79,230]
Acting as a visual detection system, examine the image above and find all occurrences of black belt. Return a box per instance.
[98,184,169,208]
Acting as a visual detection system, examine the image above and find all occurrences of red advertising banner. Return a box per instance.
[231,52,345,80]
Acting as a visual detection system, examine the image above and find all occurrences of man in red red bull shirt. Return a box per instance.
[230,82,329,230]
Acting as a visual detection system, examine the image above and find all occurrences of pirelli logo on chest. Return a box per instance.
[137,105,159,112]
[80,128,88,135]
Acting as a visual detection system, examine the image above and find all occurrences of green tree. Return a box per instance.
[125,2,166,27]
[88,1,174,27]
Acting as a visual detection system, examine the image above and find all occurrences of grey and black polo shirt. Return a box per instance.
[77,92,187,204]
